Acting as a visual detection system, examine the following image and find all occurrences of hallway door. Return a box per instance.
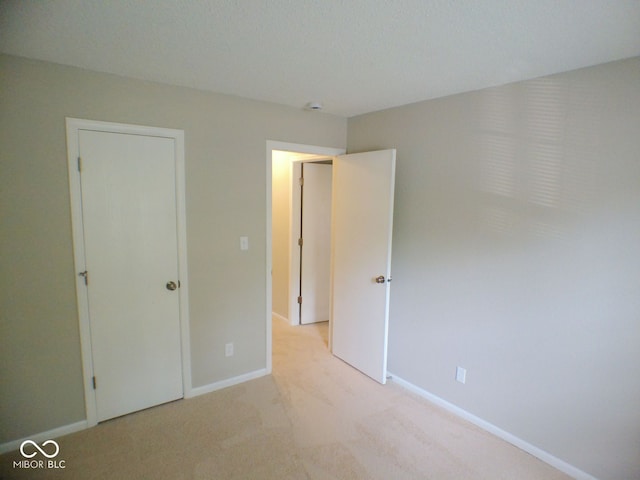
[300,162,332,324]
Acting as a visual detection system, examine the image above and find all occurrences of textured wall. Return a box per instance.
[347,58,640,480]
[0,54,346,443]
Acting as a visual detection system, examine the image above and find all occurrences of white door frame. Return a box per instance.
[66,118,192,426]
[266,141,345,371]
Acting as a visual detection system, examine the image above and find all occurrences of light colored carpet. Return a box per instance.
[1,319,571,479]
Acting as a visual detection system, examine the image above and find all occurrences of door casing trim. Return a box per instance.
[66,118,192,426]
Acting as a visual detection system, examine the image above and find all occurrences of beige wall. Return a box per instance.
[271,152,291,320]
[347,57,640,480]
[0,54,346,443]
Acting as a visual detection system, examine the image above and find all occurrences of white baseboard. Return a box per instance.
[272,312,289,324]
[0,420,88,455]
[186,368,268,398]
[388,373,599,480]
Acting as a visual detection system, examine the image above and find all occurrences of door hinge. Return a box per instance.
[299,177,304,186]
[92,376,97,390]
[77,157,82,172]
[297,296,302,304]
[78,271,88,286]
[298,238,303,247]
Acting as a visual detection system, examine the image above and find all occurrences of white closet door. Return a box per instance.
[79,129,183,421]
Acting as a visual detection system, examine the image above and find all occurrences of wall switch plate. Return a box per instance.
[225,342,234,357]
[240,236,249,251]
[456,366,467,384]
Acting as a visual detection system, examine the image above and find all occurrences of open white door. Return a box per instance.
[331,149,396,384]
[300,162,332,324]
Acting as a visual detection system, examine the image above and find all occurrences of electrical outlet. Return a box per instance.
[225,342,234,357]
[456,366,467,384]
[240,236,249,251]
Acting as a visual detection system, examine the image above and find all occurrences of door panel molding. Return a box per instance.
[66,118,191,426]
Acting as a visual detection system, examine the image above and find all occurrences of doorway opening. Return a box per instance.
[273,153,333,326]
[266,142,396,385]
[265,141,345,373]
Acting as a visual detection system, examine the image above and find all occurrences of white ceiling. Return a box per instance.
[1,0,639,117]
